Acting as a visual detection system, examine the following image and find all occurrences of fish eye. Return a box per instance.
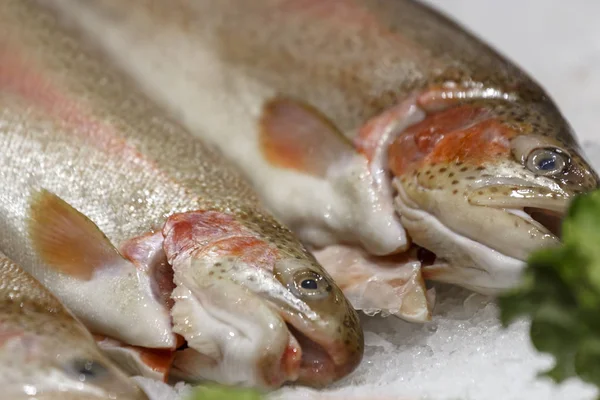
[291,270,332,300]
[526,147,569,176]
[64,359,109,382]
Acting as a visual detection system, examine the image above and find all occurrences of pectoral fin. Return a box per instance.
[28,189,124,280]
[259,97,357,177]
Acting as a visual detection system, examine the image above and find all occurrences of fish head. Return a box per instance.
[163,210,363,389]
[1,313,148,399]
[269,247,364,387]
[388,102,599,293]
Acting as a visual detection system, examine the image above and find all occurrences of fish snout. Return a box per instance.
[271,257,364,386]
[279,305,364,387]
[169,268,298,389]
[292,328,364,387]
[328,333,364,383]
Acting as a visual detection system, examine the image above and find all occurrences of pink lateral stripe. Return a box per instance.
[0,42,179,186]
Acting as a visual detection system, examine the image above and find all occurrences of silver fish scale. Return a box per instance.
[0,0,309,259]
[0,4,341,343]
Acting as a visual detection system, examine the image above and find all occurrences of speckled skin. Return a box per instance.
[36,0,599,292]
[0,0,362,389]
[0,252,148,399]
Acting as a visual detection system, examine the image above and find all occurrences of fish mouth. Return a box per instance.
[393,180,529,293]
[279,318,360,388]
[284,323,335,386]
[413,246,511,294]
[522,207,563,238]
[467,184,569,240]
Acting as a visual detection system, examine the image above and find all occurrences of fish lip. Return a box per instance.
[393,179,526,291]
[483,205,563,240]
[515,207,564,239]
[283,322,336,386]
[420,250,525,294]
[279,316,360,387]
[466,182,568,239]
[467,181,571,210]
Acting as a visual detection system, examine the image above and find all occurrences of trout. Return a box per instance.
[0,251,148,400]
[0,0,362,389]
[42,0,599,319]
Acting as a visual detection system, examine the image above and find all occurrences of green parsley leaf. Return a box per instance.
[498,189,600,396]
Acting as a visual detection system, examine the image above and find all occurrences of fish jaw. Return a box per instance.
[393,182,525,293]
[162,210,363,388]
[168,259,296,388]
[388,102,599,292]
